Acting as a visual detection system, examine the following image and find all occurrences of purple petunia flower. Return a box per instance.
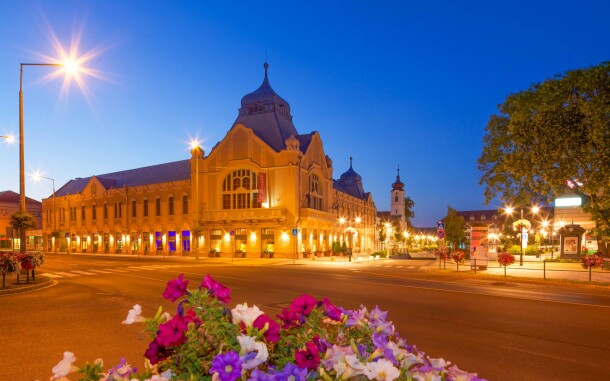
[253,314,281,343]
[345,306,368,327]
[210,351,243,381]
[318,297,342,321]
[275,363,308,381]
[247,368,276,381]
[163,274,189,302]
[290,294,317,316]
[200,274,231,303]
[369,306,388,324]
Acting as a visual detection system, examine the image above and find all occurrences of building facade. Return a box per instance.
[0,190,43,251]
[42,64,376,258]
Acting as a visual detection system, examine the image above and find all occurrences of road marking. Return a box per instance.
[40,273,62,278]
[71,271,97,275]
[88,270,113,274]
[55,272,78,277]
[396,266,404,268]
[104,269,128,273]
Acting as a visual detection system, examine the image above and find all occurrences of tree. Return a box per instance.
[478,62,610,252]
[9,211,37,253]
[444,207,465,252]
[404,197,415,229]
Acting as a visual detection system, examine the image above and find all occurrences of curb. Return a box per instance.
[0,277,57,296]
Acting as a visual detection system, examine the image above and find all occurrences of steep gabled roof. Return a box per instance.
[232,63,299,152]
[0,190,41,205]
[55,160,190,197]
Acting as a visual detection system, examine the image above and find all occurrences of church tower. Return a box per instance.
[390,166,405,223]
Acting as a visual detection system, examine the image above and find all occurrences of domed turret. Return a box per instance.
[232,63,299,152]
[338,157,366,199]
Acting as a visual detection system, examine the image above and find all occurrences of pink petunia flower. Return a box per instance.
[295,341,320,370]
[156,315,188,347]
[162,274,189,302]
[290,294,317,316]
[200,274,231,303]
[253,314,281,343]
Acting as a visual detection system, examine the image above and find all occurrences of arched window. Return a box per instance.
[308,173,322,210]
[222,169,260,210]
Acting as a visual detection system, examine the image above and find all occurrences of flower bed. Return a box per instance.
[50,274,486,381]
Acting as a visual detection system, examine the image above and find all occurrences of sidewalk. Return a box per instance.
[428,257,610,284]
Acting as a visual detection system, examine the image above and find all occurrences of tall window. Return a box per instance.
[115,202,122,218]
[155,198,161,216]
[92,204,97,220]
[222,169,260,210]
[143,199,149,217]
[308,173,323,210]
[103,203,108,219]
[182,195,189,214]
[169,196,174,215]
[81,205,85,221]
[132,200,137,218]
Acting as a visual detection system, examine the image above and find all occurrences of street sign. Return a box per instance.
[437,221,445,230]
[437,230,445,239]
[292,228,298,236]
[230,230,235,236]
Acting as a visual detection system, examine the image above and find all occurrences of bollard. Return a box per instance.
[443,258,446,270]
[543,261,546,280]
[589,265,592,282]
[474,258,477,274]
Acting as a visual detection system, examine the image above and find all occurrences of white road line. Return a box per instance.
[41,273,62,278]
[396,266,404,268]
[55,272,78,277]
[71,271,97,275]
[88,270,113,274]
[104,269,128,273]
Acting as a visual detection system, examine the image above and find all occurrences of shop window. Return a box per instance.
[261,228,274,253]
[235,228,247,252]
[210,229,222,253]
[168,231,176,251]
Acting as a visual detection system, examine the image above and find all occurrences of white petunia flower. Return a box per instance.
[231,303,264,327]
[122,304,146,325]
[51,351,77,380]
[237,334,269,369]
[428,356,451,370]
[365,358,400,381]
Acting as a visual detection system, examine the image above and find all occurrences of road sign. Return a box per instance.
[292,228,298,236]
[437,221,445,230]
[437,230,445,239]
[230,230,235,236]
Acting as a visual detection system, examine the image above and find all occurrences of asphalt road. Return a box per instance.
[1,254,609,381]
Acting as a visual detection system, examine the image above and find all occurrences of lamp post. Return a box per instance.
[190,140,202,260]
[1,135,16,143]
[32,173,55,251]
[504,205,539,266]
[18,62,77,253]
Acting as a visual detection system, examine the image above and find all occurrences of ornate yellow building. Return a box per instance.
[43,64,376,258]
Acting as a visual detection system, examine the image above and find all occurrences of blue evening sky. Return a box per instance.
[0,1,608,227]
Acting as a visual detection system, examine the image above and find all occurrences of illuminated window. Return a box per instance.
[235,228,247,252]
[308,173,323,210]
[222,169,260,210]
[210,229,222,252]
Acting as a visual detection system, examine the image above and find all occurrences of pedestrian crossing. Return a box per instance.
[40,264,186,278]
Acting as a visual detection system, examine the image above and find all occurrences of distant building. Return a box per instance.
[0,190,43,251]
[376,168,409,252]
[43,64,377,257]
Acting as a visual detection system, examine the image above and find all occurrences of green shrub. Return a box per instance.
[525,246,539,256]
[373,251,388,258]
[508,245,521,255]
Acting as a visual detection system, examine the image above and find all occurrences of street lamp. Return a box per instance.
[1,135,16,143]
[18,61,78,253]
[504,204,539,266]
[32,172,56,251]
[190,139,202,260]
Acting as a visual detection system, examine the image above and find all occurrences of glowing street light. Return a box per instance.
[1,135,16,143]
[504,204,540,266]
[190,139,202,259]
